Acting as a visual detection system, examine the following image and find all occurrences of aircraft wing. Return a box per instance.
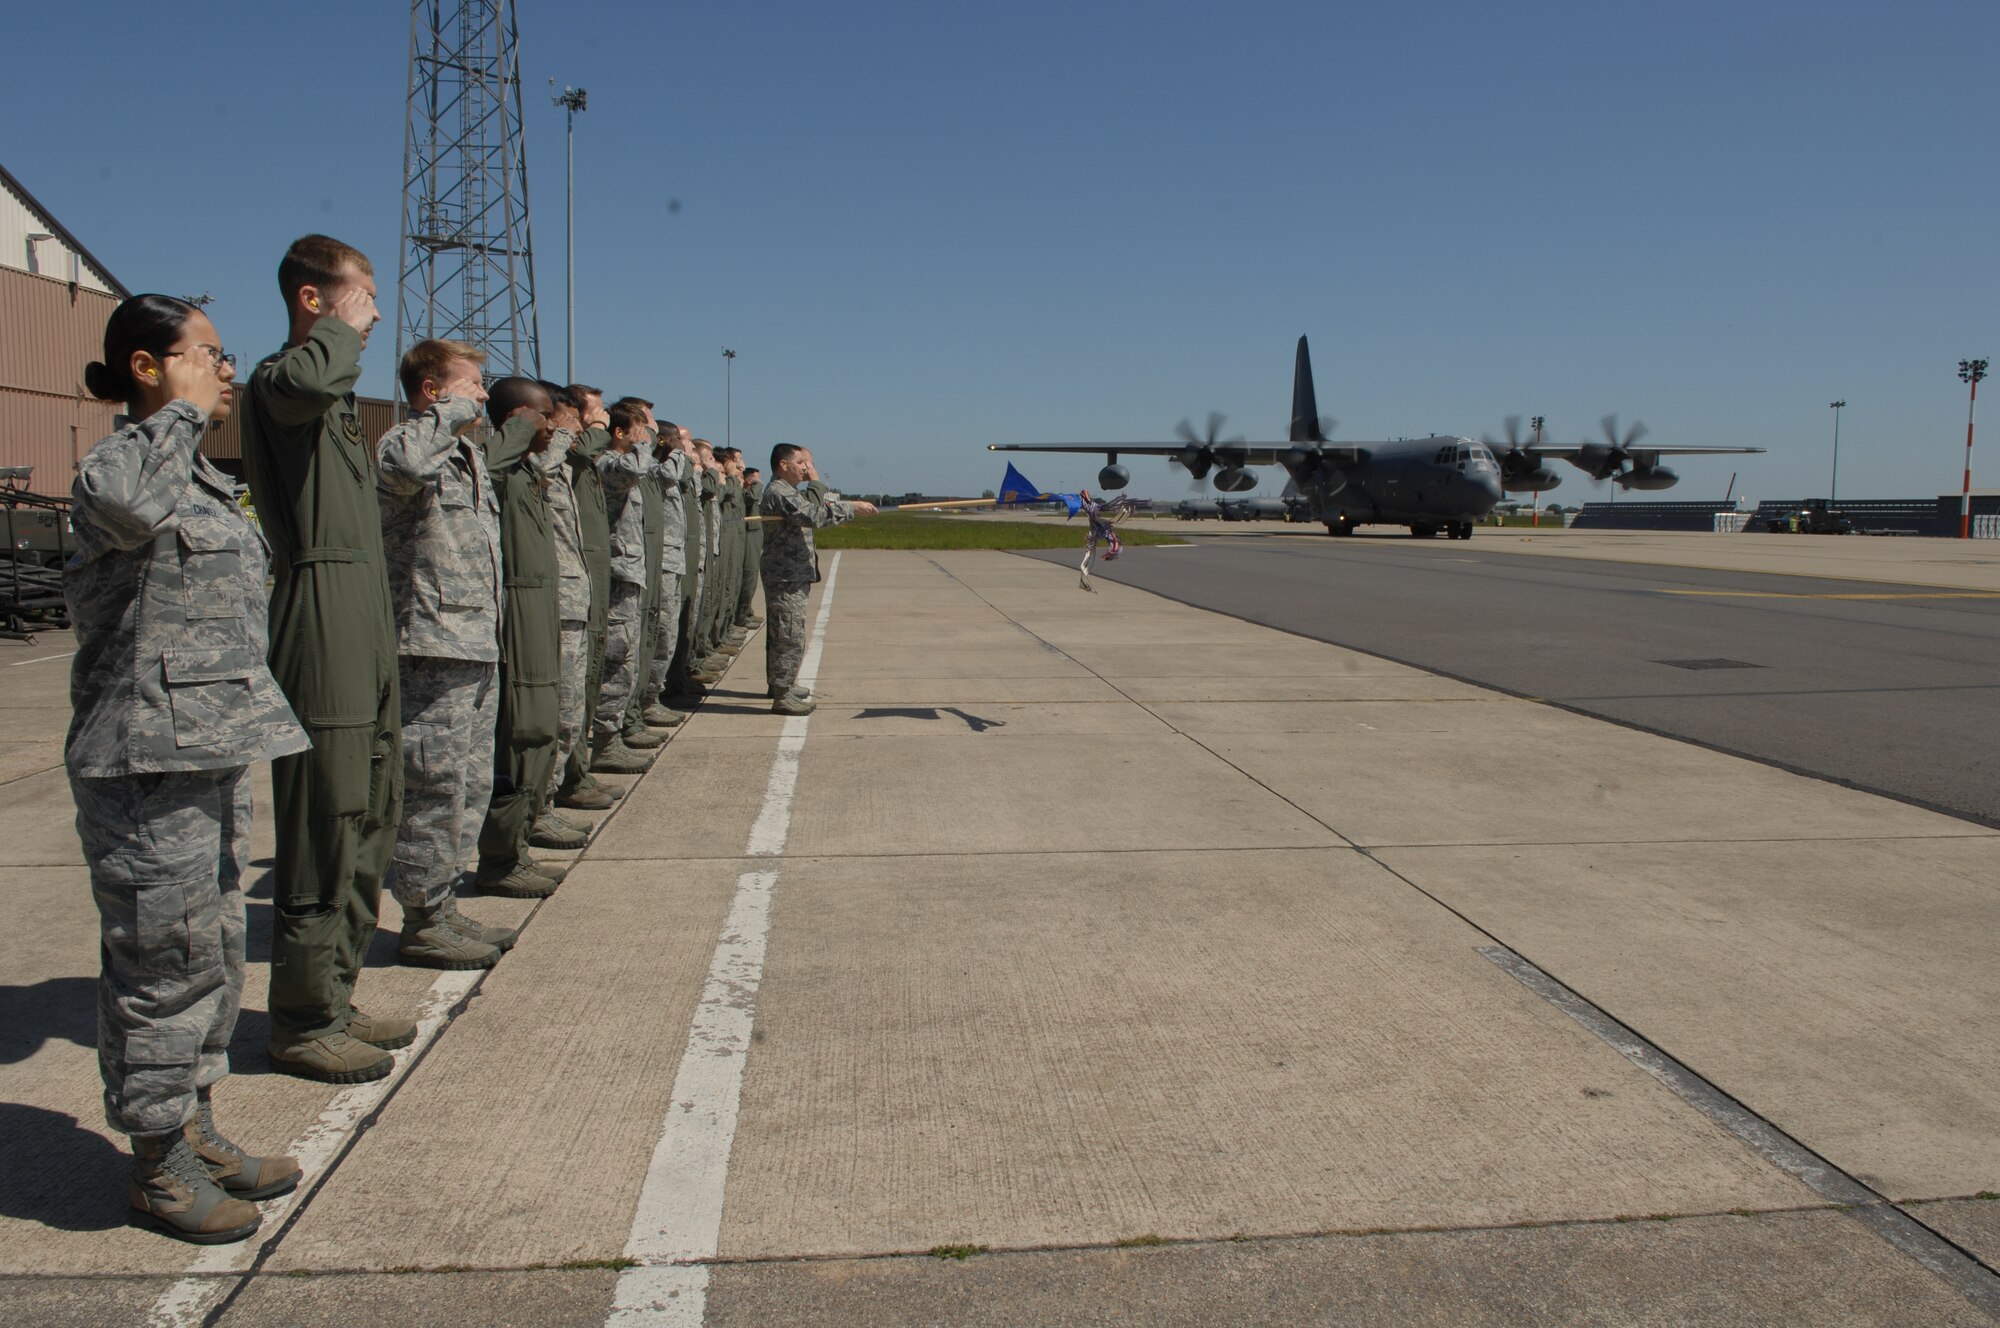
[1528,444,1766,460]
[987,443,1371,467]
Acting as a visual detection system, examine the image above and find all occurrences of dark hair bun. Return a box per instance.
[83,360,130,402]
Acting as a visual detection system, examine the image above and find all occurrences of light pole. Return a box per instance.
[552,83,588,382]
[1828,400,1845,507]
[722,348,737,449]
[1959,359,1988,539]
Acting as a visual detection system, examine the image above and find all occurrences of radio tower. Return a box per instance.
[394,0,541,401]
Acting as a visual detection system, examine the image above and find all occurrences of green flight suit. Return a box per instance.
[561,425,612,793]
[477,417,560,872]
[713,478,744,648]
[621,456,667,735]
[737,478,764,624]
[239,317,401,1045]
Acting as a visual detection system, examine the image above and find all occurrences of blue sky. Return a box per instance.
[6,0,1995,501]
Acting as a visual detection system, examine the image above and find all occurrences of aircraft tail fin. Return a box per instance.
[1290,335,1324,443]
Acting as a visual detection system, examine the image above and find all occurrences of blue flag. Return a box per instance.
[998,463,1047,506]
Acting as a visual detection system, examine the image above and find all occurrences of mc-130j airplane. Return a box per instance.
[989,336,1763,539]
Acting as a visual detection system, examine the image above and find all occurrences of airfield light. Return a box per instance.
[552,83,588,382]
[1959,359,1988,539]
[1828,401,1845,508]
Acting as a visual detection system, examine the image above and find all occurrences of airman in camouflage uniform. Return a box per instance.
[70,303,308,1243]
[760,445,874,714]
[616,406,671,753]
[555,391,620,809]
[640,429,692,726]
[665,443,709,704]
[593,405,655,770]
[735,468,765,629]
[375,349,518,969]
[531,406,593,849]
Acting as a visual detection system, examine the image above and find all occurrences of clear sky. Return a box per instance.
[6,0,1995,501]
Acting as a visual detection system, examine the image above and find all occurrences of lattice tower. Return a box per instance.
[394,0,541,400]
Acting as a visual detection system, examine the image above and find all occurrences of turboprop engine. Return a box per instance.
[1213,468,1258,493]
[1616,464,1678,491]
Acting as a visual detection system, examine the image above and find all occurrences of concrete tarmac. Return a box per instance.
[1030,531,2000,826]
[3,548,1998,1327]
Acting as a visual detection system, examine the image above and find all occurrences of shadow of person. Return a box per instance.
[0,1103,131,1232]
[0,976,98,1064]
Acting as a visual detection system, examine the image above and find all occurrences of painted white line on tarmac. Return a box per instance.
[608,553,842,1328]
[9,649,75,665]
[143,970,480,1328]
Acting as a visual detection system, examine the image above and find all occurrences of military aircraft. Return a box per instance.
[989,337,1765,538]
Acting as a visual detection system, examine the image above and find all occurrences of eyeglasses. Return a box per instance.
[163,344,237,371]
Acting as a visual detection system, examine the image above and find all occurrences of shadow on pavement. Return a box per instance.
[0,1103,130,1232]
[0,977,96,1064]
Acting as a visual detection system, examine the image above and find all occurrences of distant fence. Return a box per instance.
[1714,511,1752,533]
[1569,501,1740,532]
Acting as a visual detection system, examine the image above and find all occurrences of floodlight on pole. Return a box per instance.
[1828,400,1845,507]
[1959,359,1988,539]
[722,348,737,449]
[552,82,587,383]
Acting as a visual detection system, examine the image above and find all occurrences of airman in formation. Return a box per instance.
[64,233,874,1243]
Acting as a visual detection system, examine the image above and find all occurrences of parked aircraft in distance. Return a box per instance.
[990,337,1764,538]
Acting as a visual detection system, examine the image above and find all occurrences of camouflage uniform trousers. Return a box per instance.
[547,621,590,801]
[762,579,812,697]
[596,580,646,745]
[647,577,684,701]
[391,657,498,910]
[74,767,250,1137]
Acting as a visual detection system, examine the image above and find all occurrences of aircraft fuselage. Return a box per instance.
[1301,437,1504,538]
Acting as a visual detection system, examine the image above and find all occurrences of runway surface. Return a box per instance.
[1031,535,2000,827]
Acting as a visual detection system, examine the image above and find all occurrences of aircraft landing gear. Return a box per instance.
[1410,522,1439,539]
[1451,520,1474,540]
[1326,514,1356,537]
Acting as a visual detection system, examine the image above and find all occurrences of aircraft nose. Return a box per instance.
[1474,472,1503,504]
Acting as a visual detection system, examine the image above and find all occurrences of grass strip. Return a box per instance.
[817,512,1186,551]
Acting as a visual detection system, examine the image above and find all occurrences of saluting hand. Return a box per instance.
[507,404,547,433]
[161,351,225,418]
[330,286,379,334]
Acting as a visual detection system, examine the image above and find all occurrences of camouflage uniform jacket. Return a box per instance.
[678,462,704,577]
[375,395,502,661]
[759,477,854,585]
[65,400,309,777]
[656,449,691,575]
[598,445,649,586]
[538,430,590,622]
[701,468,722,561]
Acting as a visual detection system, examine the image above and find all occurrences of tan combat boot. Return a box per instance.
[620,725,667,750]
[187,1089,301,1200]
[477,859,559,898]
[591,736,652,775]
[529,809,589,850]
[268,1031,393,1084]
[346,1008,417,1050]
[397,903,501,970]
[130,1130,261,1245]
[438,897,518,951]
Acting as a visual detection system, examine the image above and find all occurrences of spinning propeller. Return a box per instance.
[1577,415,1651,485]
[1169,412,1249,490]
